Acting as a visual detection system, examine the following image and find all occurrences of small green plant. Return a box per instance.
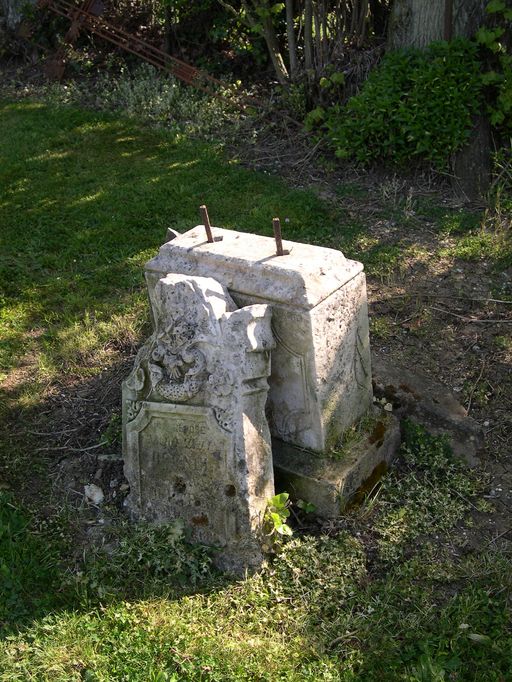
[308,39,483,169]
[101,411,122,446]
[296,498,316,514]
[280,81,308,120]
[262,493,293,553]
[370,316,393,341]
[328,411,383,461]
[262,494,317,552]
[264,492,293,537]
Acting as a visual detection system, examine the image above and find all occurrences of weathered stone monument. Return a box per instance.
[146,225,373,452]
[122,212,399,571]
[122,273,275,572]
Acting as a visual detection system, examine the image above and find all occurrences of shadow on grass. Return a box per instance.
[0,354,236,637]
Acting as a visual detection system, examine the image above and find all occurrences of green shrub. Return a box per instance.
[477,0,512,133]
[309,39,483,170]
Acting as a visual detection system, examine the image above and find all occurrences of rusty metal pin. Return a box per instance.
[200,205,214,243]
[273,217,285,256]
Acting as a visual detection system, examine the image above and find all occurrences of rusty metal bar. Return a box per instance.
[273,217,285,256]
[200,205,214,243]
[37,0,227,96]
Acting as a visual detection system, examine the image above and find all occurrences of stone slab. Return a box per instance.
[122,274,275,573]
[147,226,363,310]
[372,354,484,466]
[273,412,401,517]
[125,403,234,545]
[145,227,373,452]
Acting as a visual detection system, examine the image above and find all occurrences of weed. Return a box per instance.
[262,492,293,542]
[101,411,122,447]
[494,334,512,350]
[73,519,216,603]
[370,316,393,341]
[328,411,384,461]
[371,421,485,563]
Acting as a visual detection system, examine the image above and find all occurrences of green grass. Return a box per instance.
[0,100,347,383]
[0,425,510,680]
[0,100,511,680]
[1,99,508,382]
[0,493,68,627]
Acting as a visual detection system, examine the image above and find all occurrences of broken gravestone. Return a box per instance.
[146,226,373,453]
[144,224,394,516]
[122,273,275,572]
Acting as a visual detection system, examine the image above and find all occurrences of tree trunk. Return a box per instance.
[164,6,172,55]
[452,116,492,201]
[261,14,289,83]
[304,0,314,74]
[285,0,298,79]
[388,0,486,50]
[1,0,36,31]
[387,0,491,198]
[314,3,322,73]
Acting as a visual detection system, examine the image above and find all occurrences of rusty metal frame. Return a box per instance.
[37,0,239,100]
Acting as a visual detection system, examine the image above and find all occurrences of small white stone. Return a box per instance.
[84,484,104,505]
[384,403,393,412]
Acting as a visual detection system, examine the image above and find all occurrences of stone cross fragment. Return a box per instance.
[145,226,373,454]
[122,273,275,573]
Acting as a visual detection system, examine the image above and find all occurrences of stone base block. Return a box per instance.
[273,413,401,518]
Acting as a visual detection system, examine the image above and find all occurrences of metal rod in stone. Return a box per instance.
[273,217,285,256]
[200,205,214,243]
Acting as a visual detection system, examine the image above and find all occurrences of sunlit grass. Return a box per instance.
[0,100,341,380]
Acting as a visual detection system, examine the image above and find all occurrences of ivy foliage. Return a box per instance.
[307,39,483,170]
[477,0,512,132]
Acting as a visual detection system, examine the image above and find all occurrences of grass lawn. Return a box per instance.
[0,100,511,681]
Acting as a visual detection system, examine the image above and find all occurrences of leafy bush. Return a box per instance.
[309,39,483,169]
[477,0,512,133]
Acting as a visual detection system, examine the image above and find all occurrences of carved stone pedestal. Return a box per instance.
[146,226,373,453]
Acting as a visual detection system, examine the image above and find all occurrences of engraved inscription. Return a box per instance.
[133,410,233,545]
